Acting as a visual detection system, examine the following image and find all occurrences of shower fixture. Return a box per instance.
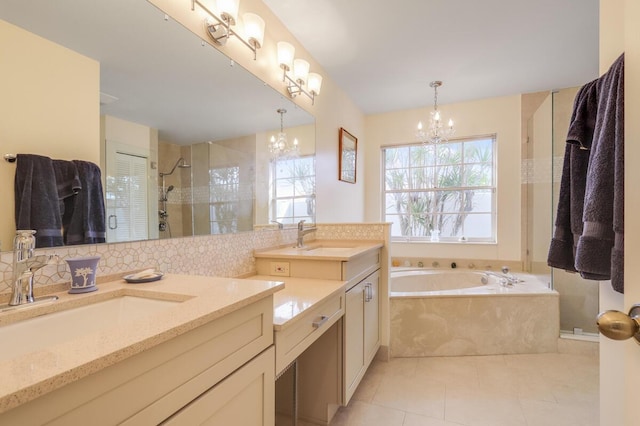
[159,157,191,177]
[159,157,191,237]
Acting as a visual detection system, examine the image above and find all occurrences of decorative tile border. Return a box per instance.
[0,224,388,296]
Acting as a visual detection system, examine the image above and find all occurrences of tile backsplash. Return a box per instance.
[0,223,389,295]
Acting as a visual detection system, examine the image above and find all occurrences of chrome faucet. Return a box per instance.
[10,255,58,306]
[482,269,521,287]
[4,230,59,310]
[296,220,317,248]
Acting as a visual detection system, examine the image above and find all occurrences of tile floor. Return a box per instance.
[315,352,599,426]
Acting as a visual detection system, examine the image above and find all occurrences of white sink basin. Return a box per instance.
[305,246,357,253]
[0,296,180,361]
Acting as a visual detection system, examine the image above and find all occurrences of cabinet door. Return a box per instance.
[363,270,380,365]
[344,282,365,402]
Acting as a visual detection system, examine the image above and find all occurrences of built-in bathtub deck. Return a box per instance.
[389,269,559,357]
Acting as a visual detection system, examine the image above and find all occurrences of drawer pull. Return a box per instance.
[312,315,329,329]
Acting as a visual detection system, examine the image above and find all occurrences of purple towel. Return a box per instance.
[548,80,602,277]
[14,154,64,248]
[575,53,624,293]
[64,160,106,245]
[52,159,81,225]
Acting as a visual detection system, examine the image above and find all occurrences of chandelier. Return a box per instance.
[269,109,299,157]
[416,81,455,144]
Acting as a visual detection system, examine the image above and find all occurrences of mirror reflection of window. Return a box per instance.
[271,155,316,224]
[209,166,240,234]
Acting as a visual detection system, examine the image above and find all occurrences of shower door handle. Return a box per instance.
[108,215,118,230]
[596,304,640,343]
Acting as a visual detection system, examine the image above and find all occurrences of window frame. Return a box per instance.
[270,154,316,225]
[382,134,497,243]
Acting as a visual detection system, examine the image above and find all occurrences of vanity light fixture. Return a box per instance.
[191,0,265,60]
[277,42,322,104]
[416,81,455,144]
[269,109,299,157]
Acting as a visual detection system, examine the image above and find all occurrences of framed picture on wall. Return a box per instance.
[339,127,357,183]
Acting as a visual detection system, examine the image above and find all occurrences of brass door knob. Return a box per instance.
[596,304,640,343]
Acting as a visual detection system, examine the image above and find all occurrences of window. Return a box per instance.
[383,135,496,242]
[271,155,316,224]
[209,166,240,233]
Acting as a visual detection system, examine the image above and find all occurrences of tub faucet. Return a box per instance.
[483,270,521,287]
[296,220,317,248]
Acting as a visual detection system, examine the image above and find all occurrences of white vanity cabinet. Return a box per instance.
[0,296,275,426]
[344,269,380,404]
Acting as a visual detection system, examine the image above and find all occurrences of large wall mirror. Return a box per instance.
[0,0,315,251]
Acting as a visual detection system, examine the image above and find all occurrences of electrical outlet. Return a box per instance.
[270,262,290,276]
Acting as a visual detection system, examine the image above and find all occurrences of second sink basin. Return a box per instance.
[0,296,181,362]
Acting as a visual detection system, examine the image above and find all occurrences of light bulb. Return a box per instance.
[448,119,454,128]
[243,13,265,48]
[307,73,322,95]
[293,59,310,85]
[434,111,440,121]
[277,42,295,71]
[417,121,423,131]
[217,0,239,25]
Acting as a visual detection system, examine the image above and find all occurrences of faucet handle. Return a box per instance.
[501,266,510,274]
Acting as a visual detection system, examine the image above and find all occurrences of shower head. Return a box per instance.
[166,185,175,192]
[159,157,191,177]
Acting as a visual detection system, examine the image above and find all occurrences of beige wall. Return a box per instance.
[0,20,100,251]
[364,95,522,262]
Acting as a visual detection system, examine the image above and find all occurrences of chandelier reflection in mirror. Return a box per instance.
[416,81,455,144]
[269,109,299,157]
[191,0,265,60]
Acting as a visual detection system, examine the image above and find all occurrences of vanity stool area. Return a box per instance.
[253,240,384,425]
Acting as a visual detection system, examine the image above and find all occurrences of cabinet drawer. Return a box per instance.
[275,292,344,375]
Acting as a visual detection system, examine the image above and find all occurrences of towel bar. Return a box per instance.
[4,154,16,163]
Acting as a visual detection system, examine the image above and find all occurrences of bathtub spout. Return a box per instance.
[483,270,521,286]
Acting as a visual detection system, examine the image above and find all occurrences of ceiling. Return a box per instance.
[263,0,600,114]
[1,0,600,143]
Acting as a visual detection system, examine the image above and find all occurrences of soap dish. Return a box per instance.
[123,272,164,284]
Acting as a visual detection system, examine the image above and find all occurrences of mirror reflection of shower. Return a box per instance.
[159,157,191,237]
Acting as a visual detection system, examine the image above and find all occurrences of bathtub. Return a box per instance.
[390,268,559,357]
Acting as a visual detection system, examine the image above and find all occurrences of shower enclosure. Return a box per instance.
[524,88,599,338]
[157,137,256,239]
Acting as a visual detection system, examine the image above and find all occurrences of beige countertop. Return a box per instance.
[251,275,347,331]
[254,240,383,261]
[0,274,284,414]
